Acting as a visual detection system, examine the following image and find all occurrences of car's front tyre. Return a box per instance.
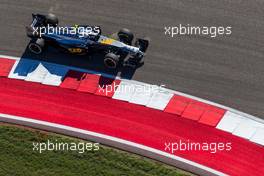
[118,28,134,45]
[45,13,58,26]
[104,53,119,69]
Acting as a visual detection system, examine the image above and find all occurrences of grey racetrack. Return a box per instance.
[0,0,263,118]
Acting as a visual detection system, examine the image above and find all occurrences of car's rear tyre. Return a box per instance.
[104,53,119,69]
[45,13,58,26]
[118,28,134,45]
[28,38,45,54]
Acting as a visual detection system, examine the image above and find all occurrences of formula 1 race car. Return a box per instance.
[26,13,149,69]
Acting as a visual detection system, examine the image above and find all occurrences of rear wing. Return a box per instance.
[26,13,58,38]
[30,14,47,28]
[26,14,47,38]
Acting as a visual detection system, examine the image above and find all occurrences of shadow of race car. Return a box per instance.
[26,13,149,69]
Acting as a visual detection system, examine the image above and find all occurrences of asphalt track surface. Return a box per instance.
[0,0,264,118]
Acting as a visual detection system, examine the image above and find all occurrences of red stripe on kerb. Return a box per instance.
[0,77,262,176]
[0,58,15,77]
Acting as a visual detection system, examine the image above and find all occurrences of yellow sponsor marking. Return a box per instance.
[68,48,83,53]
[100,38,115,45]
[74,24,79,30]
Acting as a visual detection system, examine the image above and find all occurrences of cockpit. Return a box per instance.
[77,25,101,41]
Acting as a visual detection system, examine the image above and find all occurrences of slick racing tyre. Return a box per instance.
[104,53,119,69]
[118,28,134,45]
[28,38,45,54]
[45,13,58,26]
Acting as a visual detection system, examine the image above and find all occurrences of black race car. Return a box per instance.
[26,13,149,69]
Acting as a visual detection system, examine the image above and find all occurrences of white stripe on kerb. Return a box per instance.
[250,128,264,146]
[232,119,263,139]
[112,80,136,101]
[146,88,174,110]
[216,111,245,133]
